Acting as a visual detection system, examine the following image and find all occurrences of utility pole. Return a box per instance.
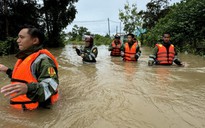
[108,18,110,37]
[116,26,118,34]
[119,22,121,35]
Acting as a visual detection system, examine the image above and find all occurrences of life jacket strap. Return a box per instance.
[11,78,28,84]
[10,100,37,104]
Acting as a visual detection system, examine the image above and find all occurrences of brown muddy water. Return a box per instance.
[0,45,205,128]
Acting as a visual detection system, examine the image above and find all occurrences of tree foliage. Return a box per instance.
[0,0,78,55]
[119,2,142,34]
[68,25,91,41]
[0,0,41,40]
[42,0,78,47]
[139,0,170,29]
[143,0,205,55]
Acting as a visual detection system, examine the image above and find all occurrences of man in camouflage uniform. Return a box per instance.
[0,25,59,110]
[73,36,98,63]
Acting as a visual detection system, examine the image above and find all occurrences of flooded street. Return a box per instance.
[0,45,205,128]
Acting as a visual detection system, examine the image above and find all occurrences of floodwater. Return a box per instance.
[0,45,205,128]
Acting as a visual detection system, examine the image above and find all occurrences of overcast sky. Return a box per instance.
[65,0,181,35]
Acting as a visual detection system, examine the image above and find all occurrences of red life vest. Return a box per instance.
[156,44,175,65]
[124,42,138,61]
[10,49,59,110]
[110,41,121,56]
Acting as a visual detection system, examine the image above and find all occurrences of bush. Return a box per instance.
[0,37,18,56]
[94,34,112,46]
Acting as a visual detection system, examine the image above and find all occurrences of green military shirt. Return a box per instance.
[6,45,59,104]
[76,46,98,62]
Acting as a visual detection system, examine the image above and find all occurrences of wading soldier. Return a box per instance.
[0,25,59,110]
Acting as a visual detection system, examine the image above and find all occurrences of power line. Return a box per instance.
[72,19,120,24]
[109,20,120,23]
[68,18,123,35]
[72,20,106,23]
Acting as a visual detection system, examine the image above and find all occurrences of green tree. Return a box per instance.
[41,0,78,47]
[139,0,170,29]
[0,0,79,55]
[68,25,91,41]
[0,0,40,40]
[144,0,205,55]
[0,0,40,55]
[119,2,142,34]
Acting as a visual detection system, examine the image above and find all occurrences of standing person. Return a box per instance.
[108,34,122,57]
[73,35,98,63]
[0,25,59,110]
[148,32,183,66]
[121,34,141,61]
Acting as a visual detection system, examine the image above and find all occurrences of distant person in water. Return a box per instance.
[108,34,122,57]
[121,34,141,61]
[73,35,98,63]
[148,32,183,66]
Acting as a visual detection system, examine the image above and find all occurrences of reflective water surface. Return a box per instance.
[0,45,205,128]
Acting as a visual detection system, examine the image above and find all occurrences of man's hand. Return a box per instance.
[0,64,8,73]
[121,51,125,57]
[1,83,28,99]
[148,60,154,66]
[135,53,141,60]
[177,62,185,67]
[81,53,85,58]
[72,45,77,49]
[130,55,136,60]
[148,58,155,66]
[174,59,184,67]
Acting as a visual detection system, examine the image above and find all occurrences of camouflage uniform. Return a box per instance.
[75,46,98,63]
[6,45,58,106]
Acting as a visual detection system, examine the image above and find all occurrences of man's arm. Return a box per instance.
[135,46,141,60]
[0,64,12,78]
[108,43,113,51]
[6,68,13,78]
[120,43,125,57]
[26,57,59,103]
[173,48,182,66]
[148,46,158,66]
[75,48,82,56]
[82,47,98,62]
[73,45,83,56]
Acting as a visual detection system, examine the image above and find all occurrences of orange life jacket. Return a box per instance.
[156,44,175,65]
[124,42,138,61]
[111,41,121,56]
[10,49,59,110]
